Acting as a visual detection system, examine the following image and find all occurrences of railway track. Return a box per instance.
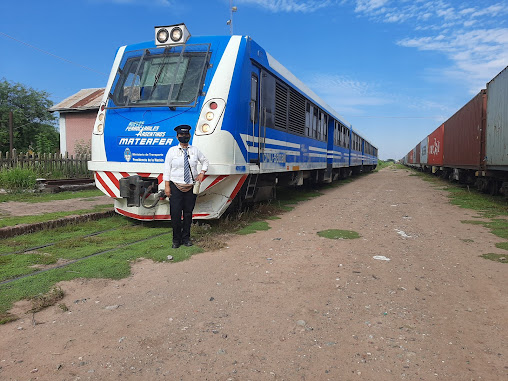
[37,178,96,192]
[0,230,171,286]
[0,227,120,257]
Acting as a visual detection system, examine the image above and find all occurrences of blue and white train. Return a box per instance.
[88,24,378,220]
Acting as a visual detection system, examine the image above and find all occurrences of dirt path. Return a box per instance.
[0,196,112,217]
[1,167,506,380]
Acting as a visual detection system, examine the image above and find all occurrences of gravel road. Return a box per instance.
[1,167,506,380]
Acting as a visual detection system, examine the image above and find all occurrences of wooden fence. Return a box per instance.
[0,149,92,178]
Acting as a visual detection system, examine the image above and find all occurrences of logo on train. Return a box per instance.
[124,148,132,162]
[429,138,440,156]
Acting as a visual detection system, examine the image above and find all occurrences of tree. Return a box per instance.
[0,78,59,153]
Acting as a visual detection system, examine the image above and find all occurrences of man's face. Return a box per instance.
[177,132,191,143]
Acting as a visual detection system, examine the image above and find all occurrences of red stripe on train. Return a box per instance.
[116,208,209,220]
[96,173,117,198]
[105,171,120,189]
[205,175,227,190]
[227,175,248,203]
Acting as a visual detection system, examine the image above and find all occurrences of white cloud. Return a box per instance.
[398,27,508,92]
[237,0,334,13]
[353,1,508,93]
[354,0,389,13]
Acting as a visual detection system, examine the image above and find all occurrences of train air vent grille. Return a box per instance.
[288,89,306,135]
[274,82,288,130]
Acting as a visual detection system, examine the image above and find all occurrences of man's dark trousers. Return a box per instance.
[169,181,197,245]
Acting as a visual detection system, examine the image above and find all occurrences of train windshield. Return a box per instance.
[110,44,210,108]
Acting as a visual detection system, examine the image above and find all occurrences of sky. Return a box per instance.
[1,0,507,160]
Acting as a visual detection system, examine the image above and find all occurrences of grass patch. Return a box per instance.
[0,168,38,193]
[317,229,361,240]
[374,160,393,171]
[461,219,508,240]
[479,253,508,263]
[495,242,508,251]
[237,221,271,235]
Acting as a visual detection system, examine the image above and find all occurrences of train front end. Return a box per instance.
[88,24,248,220]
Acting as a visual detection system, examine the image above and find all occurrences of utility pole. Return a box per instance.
[227,0,237,35]
[9,110,13,153]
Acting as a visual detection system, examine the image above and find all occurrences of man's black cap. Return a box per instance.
[174,125,192,134]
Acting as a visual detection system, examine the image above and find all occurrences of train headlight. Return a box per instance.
[195,98,226,135]
[170,27,182,42]
[155,24,191,46]
[156,28,169,44]
[98,113,104,122]
[97,124,104,134]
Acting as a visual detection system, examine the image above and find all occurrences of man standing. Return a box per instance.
[163,125,209,248]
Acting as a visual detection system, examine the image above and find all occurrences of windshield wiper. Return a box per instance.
[151,47,171,96]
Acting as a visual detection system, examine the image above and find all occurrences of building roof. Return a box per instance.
[50,88,105,112]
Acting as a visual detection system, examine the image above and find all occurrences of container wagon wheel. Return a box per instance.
[488,179,500,196]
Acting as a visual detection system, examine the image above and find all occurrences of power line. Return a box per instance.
[0,31,107,76]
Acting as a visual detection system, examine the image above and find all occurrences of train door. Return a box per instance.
[258,69,275,169]
[248,70,261,164]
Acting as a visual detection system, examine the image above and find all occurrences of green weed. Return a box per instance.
[237,221,271,235]
[479,253,508,263]
[0,168,38,193]
[317,229,361,240]
[495,242,508,251]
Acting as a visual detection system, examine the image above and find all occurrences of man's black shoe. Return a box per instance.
[182,241,193,247]
[172,243,181,249]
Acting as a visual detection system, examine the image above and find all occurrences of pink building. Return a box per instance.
[50,88,104,156]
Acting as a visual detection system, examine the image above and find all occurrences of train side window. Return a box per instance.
[322,113,328,141]
[250,74,258,123]
[313,107,318,139]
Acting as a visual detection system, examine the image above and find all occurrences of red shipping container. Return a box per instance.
[428,124,444,165]
[443,90,486,169]
[408,149,414,164]
[415,143,421,164]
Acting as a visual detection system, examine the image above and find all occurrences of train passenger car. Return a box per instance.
[88,24,378,220]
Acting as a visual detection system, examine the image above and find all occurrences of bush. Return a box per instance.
[0,167,38,192]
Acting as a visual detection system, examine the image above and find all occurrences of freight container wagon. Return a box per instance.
[442,90,486,182]
[420,137,428,170]
[427,124,444,172]
[415,143,421,166]
[483,65,508,194]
